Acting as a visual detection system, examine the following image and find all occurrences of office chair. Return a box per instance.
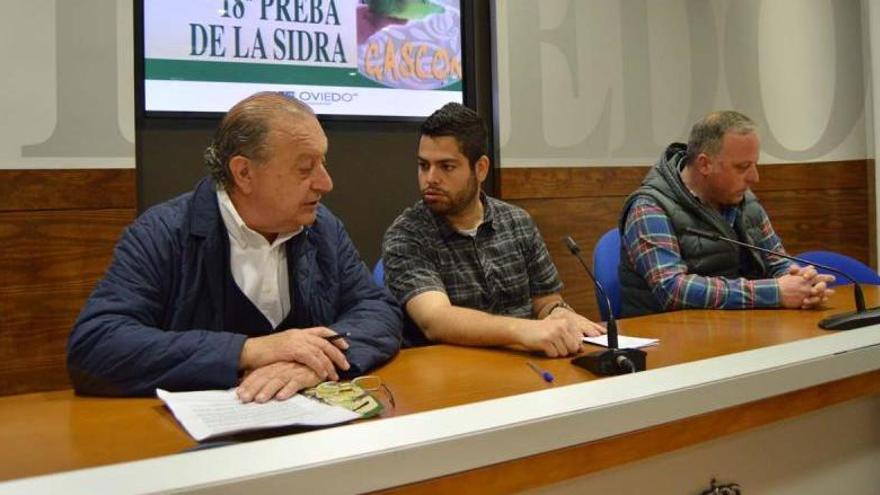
[372,259,385,287]
[592,228,622,320]
[794,250,880,287]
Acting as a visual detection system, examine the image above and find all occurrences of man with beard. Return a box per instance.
[382,103,605,356]
[68,92,402,401]
[618,110,835,318]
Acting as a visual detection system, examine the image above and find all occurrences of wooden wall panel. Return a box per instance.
[0,169,135,211]
[500,161,868,199]
[0,282,101,394]
[0,210,133,286]
[0,170,135,396]
[500,166,649,199]
[501,161,872,321]
[759,188,868,255]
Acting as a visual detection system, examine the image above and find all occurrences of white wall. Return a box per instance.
[0,0,134,169]
[3,0,868,171]
[496,0,868,167]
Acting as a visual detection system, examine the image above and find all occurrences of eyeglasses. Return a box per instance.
[309,375,396,417]
[353,375,396,410]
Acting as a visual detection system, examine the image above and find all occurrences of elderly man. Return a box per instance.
[68,92,402,401]
[618,110,834,318]
[382,103,604,357]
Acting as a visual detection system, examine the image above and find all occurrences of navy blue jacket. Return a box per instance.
[67,178,402,396]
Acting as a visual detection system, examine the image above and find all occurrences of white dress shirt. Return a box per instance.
[217,189,301,328]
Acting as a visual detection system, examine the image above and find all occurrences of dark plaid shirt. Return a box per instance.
[382,194,563,321]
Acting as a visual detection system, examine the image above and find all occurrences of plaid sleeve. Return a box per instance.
[622,196,782,310]
[750,203,794,277]
[521,214,563,297]
[381,220,447,305]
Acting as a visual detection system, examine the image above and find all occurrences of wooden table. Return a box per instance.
[0,285,877,487]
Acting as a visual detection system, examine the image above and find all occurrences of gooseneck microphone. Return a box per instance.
[564,236,646,375]
[684,227,880,330]
[564,236,619,347]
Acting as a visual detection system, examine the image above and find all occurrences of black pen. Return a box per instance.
[325,332,351,342]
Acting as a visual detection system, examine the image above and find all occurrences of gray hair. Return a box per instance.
[204,92,314,189]
[685,110,757,166]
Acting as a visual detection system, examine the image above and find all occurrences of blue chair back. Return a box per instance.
[372,259,385,287]
[592,228,622,320]
[794,251,880,286]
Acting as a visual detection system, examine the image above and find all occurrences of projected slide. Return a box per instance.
[143,0,463,117]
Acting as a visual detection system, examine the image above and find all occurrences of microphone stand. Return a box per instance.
[684,227,880,330]
[564,236,646,375]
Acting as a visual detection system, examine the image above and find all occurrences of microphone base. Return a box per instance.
[571,348,647,376]
[819,307,880,330]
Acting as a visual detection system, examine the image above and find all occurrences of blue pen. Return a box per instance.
[526,361,554,383]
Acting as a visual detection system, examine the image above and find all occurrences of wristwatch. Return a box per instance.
[543,300,573,318]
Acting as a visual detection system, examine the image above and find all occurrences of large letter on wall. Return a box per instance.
[502,0,612,162]
[616,0,720,153]
[681,0,720,137]
[614,0,656,156]
[22,0,133,157]
[725,0,863,160]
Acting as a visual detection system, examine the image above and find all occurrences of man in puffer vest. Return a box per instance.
[618,110,834,318]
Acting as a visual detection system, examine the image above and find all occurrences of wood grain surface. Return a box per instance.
[0,169,135,396]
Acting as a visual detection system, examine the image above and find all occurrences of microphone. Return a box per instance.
[564,236,646,375]
[684,227,880,330]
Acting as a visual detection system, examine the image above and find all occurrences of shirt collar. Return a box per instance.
[216,188,301,249]
[429,192,494,240]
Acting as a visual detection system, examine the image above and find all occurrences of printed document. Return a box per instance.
[583,334,659,349]
[157,388,360,441]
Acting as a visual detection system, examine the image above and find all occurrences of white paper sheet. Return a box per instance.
[157,389,361,441]
[583,334,660,349]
